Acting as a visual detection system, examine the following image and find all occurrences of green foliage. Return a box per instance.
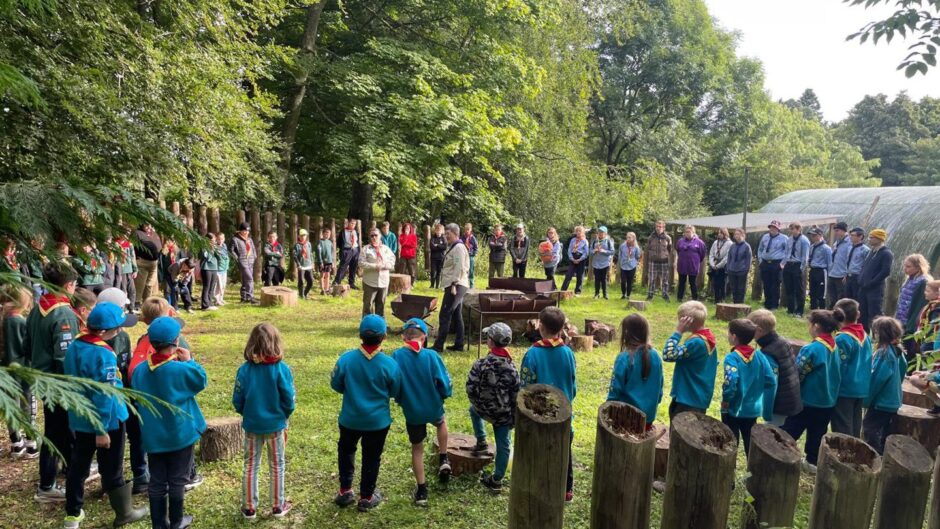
[783,88,825,122]
[904,135,940,184]
[845,0,940,75]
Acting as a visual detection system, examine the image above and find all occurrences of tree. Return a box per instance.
[904,135,940,184]
[784,88,824,122]
[845,0,940,76]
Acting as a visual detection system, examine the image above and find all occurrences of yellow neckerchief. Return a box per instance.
[836,327,866,346]
[148,350,178,371]
[533,337,565,348]
[814,336,836,353]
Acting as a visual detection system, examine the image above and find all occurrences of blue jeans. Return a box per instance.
[468,256,476,289]
[469,407,512,481]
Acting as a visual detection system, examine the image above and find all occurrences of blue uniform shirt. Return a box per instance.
[796,337,842,408]
[64,336,129,435]
[758,233,788,262]
[520,341,577,406]
[331,347,402,431]
[567,238,589,263]
[591,238,615,269]
[785,235,811,270]
[391,345,453,425]
[132,357,207,454]
[847,244,870,275]
[721,347,778,420]
[618,244,642,271]
[866,345,906,412]
[233,360,297,435]
[835,327,873,399]
[829,235,852,278]
[808,242,833,270]
[607,347,664,424]
[663,331,718,410]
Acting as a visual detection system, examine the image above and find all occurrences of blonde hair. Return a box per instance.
[402,327,425,341]
[141,296,172,324]
[684,224,696,235]
[0,284,33,314]
[244,323,284,363]
[72,288,97,309]
[626,232,636,243]
[904,254,933,280]
[717,227,729,238]
[926,280,940,294]
[678,301,707,329]
[747,309,777,333]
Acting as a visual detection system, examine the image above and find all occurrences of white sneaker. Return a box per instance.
[35,485,67,503]
[10,440,26,457]
[63,509,85,529]
[801,459,817,475]
[652,480,666,494]
[86,462,99,483]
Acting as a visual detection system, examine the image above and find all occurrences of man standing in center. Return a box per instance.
[757,220,788,310]
[488,224,508,280]
[807,228,833,311]
[826,222,851,308]
[858,229,894,331]
[645,221,673,302]
[433,224,470,353]
[844,227,871,302]
[360,228,396,317]
[334,219,361,290]
[229,222,258,304]
[782,222,810,317]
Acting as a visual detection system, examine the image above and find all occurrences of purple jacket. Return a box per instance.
[676,236,707,276]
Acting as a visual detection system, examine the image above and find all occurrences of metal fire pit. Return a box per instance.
[390,293,438,323]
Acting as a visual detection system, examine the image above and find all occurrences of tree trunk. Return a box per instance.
[660,412,737,529]
[891,404,940,453]
[388,273,412,295]
[928,440,940,529]
[590,402,661,529]
[903,377,934,409]
[508,384,572,529]
[260,286,298,308]
[432,433,494,477]
[741,424,801,529]
[715,303,752,321]
[873,435,932,529]
[384,195,393,222]
[251,208,263,283]
[349,179,374,228]
[199,417,243,462]
[807,433,881,529]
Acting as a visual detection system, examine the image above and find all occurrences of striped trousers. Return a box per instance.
[242,429,287,511]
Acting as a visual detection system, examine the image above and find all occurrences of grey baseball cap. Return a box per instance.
[483,322,512,346]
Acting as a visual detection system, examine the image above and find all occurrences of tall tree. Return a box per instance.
[784,88,824,122]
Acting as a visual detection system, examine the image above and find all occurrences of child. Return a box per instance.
[607,314,663,426]
[390,318,453,506]
[863,317,907,454]
[748,309,802,426]
[429,224,447,289]
[617,232,642,300]
[294,229,314,299]
[467,322,521,493]
[317,228,334,295]
[114,232,138,312]
[520,306,577,501]
[233,323,296,519]
[197,233,219,311]
[214,232,229,306]
[169,257,195,313]
[720,319,777,456]
[331,315,402,512]
[915,279,940,356]
[832,298,872,437]
[132,316,207,529]
[781,310,842,474]
[263,231,285,287]
[62,302,146,529]
[1,284,38,458]
[72,244,106,295]
[662,301,718,418]
[591,226,615,300]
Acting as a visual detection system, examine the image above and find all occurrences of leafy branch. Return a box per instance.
[845,0,940,76]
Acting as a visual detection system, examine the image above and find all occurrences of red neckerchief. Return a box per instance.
[733,344,755,362]
[238,234,252,257]
[298,239,308,260]
[360,344,382,360]
[149,349,178,370]
[838,323,866,345]
[404,340,422,353]
[463,231,474,248]
[494,230,504,238]
[77,334,114,352]
[253,355,281,365]
[4,250,17,270]
[533,337,565,348]
[166,243,177,265]
[489,347,511,358]
[816,334,836,351]
[116,238,131,250]
[269,240,280,252]
[691,328,717,353]
[39,293,72,316]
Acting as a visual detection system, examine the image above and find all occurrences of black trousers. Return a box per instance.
[117,272,137,310]
[66,424,126,516]
[782,262,805,315]
[40,402,73,489]
[561,261,586,293]
[862,408,895,454]
[620,268,637,297]
[593,267,609,297]
[544,266,557,290]
[297,269,314,297]
[125,411,149,483]
[859,285,886,331]
[782,405,833,465]
[808,268,827,310]
[711,268,727,303]
[338,426,389,498]
[826,275,846,309]
[176,281,193,310]
[677,273,698,301]
[760,260,782,310]
[728,272,748,304]
[334,249,359,287]
[512,261,527,278]
[668,400,705,420]
[149,445,194,529]
[264,265,283,287]
[429,258,444,288]
[845,274,861,302]
[200,270,218,309]
[722,414,757,456]
[432,285,467,350]
[566,432,574,494]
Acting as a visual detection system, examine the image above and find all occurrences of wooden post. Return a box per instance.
[171,201,180,217]
[590,402,661,529]
[891,404,940,453]
[251,208,262,283]
[302,215,310,239]
[314,217,323,250]
[873,435,932,529]
[262,211,273,249]
[807,433,881,529]
[331,218,338,264]
[928,441,940,529]
[276,211,286,251]
[181,203,193,228]
[158,198,166,210]
[199,417,243,462]
[208,207,220,235]
[425,224,432,271]
[661,412,737,529]
[287,214,298,280]
[750,255,763,301]
[196,205,208,235]
[742,424,801,529]
[903,377,934,409]
[508,384,572,529]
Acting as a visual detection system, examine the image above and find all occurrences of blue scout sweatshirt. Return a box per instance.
[662,329,718,410]
[391,344,453,425]
[132,357,208,454]
[606,347,664,424]
[796,336,842,408]
[866,345,907,412]
[64,335,129,434]
[331,347,402,431]
[721,346,778,420]
[836,324,872,399]
[520,339,577,406]
[233,360,297,435]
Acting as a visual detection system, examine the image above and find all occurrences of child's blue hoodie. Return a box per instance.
[866,344,907,412]
[233,359,296,435]
[331,346,402,431]
[606,347,664,424]
[721,346,778,420]
[796,335,842,408]
[132,356,207,454]
[520,338,577,405]
[835,324,872,399]
[663,329,718,410]
[391,343,452,425]
[64,335,129,434]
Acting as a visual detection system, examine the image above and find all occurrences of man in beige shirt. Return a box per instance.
[432,223,470,352]
[360,228,397,317]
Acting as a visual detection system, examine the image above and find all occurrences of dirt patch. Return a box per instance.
[524,389,559,419]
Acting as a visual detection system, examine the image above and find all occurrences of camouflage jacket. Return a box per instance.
[466,352,521,428]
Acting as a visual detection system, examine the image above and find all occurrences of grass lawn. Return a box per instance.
[0,278,825,529]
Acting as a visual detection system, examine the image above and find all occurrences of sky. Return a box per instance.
[704,0,940,121]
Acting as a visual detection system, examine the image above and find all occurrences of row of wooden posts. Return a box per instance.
[512,384,940,529]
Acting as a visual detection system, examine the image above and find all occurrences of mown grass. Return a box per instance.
[0,276,825,529]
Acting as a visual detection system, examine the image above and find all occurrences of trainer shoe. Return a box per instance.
[334,490,356,508]
[357,490,383,512]
[471,439,489,455]
[86,462,99,483]
[652,480,666,494]
[241,508,256,521]
[63,509,85,529]
[10,440,26,458]
[412,487,428,507]
[565,490,574,503]
[438,457,452,484]
[23,442,39,460]
[272,501,292,518]
[801,459,817,475]
[480,473,502,494]
[184,473,205,491]
[35,485,67,503]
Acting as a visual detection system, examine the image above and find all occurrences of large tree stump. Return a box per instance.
[715,303,752,321]
[432,433,494,477]
[929,441,940,529]
[903,377,935,409]
[331,284,350,298]
[388,273,412,295]
[590,402,661,529]
[585,319,617,346]
[570,335,594,352]
[653,424,669,480]
[509,384,572,529]
[199,417,243,462]
[891,404,940,453]
[808,433,881,529]
[741,424,801,529]
[628,300,649,311]
[259,286,298,308]
[661,412,737,529]
[873,435,932,529]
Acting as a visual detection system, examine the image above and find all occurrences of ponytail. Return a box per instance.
[640,344,651,381]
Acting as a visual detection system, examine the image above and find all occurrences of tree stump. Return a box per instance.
[903,377,934,409]
[331,284,350,298]
[873,435,932,529]
[259,286,298,308]
[715,303,752,321]
[661,412,737,529]
[570,335,594,352]
[590,402,661,529]
[652,424,669,480]
[808,433,881,529]
[199,417,243,462]
[388,273,412,295]
[432,433,494,477]
[891,404,940,453]
[509,384,572,529]
[928,441,940,529]
[585,319,617,346]
[742,424,801,529]
[627,300,648,311]
[550,290,575,302]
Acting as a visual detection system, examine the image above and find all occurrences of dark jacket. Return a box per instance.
[757,331,802,417]
[466,351,521,428]
[488,233,508,263]
[727,241,752,275]
[646,232,672,263]
[134,228,163,262]
[859,245,894,292]
[430,235,447,260]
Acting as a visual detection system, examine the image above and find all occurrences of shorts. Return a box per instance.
[406,418,445,445]
[320,263,334,274]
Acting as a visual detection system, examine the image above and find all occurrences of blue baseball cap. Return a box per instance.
[148,316,181,347]
[598,226,608,233]
[403,318,428,335]
[87,302,137,330]
[359,314,387,336]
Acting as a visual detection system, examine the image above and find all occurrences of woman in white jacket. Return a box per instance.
[707,227,731,303]
[359,228,397,317]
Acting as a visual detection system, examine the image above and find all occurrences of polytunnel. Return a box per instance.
[760,186,940,314]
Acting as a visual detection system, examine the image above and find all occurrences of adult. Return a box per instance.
[114,232,138,313]
[334,219,361,290]
[461,223,479,289]
[293,229,315,300]
[539,227,563,289]
[645,221,673,302]
[262,231,285,287]
[197,233,219,311]
[359,228,396,317]
[617,232,642,300]
[380,222,398,256]
[510,224,529,279]
[487,224,508,279]
[826,222,851,308]
[560,226,589,295]
[591,226,615,299]
[757,220,788,310]
[432,223,470,352]
[707,228,731,303]
[844,227,870,301]
[428,224,447,289]
[229,222,258,304]
[806,228,833,311]
[782,221,810,317]
[675,225,706,302]
[858,228,894,330]
[726,228,752,304]
[133,223,162,306]
[896,254,932,358]
[398,223,418,285]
